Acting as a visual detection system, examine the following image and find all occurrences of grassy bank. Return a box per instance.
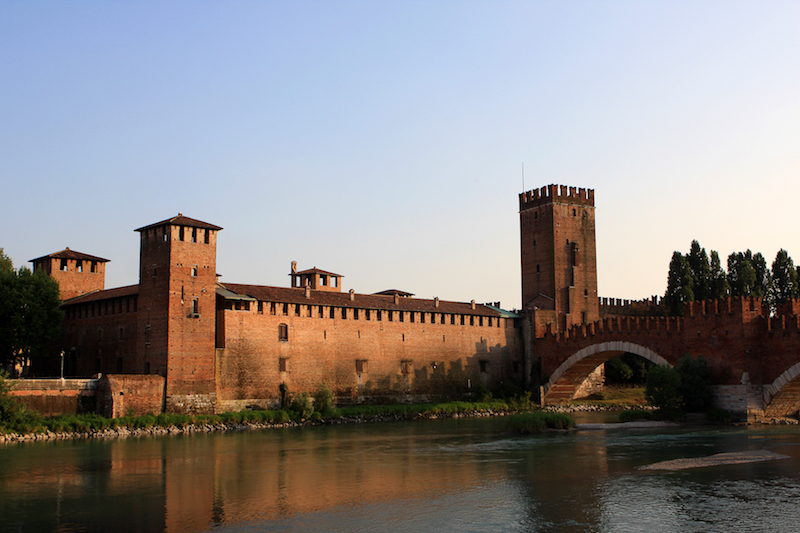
[571,386,648,407]
[0,399,532,439]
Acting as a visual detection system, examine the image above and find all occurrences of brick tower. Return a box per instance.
[135,214,222,413]
[29,248,109,301]
[519,185,599,334]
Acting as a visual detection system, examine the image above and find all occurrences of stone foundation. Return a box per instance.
[8,379,98,416]
[166,393,217,415]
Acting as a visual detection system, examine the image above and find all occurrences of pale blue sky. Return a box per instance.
[2,1,798,309]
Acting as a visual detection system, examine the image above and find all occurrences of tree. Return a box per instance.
[0,248,12,273]
[709,250,729,299]
[727,251,757,297]
[645,364,682,413]
[0,265,64,372]
[664,251,694,316]
[772,249,798,306]
[687,240,711,301]
[753,252,775,313]
[676,356,712,412]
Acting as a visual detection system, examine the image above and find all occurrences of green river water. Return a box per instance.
[2,413,800,532]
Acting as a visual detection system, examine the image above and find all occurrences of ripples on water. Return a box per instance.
[2,418,800,532]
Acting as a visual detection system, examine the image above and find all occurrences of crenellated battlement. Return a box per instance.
[599,296,663,316]
[519,184,594,211]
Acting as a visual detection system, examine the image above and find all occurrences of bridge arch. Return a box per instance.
[763,363,800,417]
[543,341,672,404]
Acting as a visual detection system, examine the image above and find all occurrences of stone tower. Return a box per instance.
[519,185,599,334]
[135,214,222,413]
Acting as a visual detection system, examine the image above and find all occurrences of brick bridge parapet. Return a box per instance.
[534,297,800,416]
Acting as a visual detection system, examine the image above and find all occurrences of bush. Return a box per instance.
[290,392,314,420]
[313,384,335,413]
[645,364,682,412]
[605,358,633,384]
[473,385,492,402]
[707,408,732,424]
[507,412,575,434]
[677,356,712,412]
[619,409,653,422]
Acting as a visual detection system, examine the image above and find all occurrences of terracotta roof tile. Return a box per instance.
[135,214,222,232]
[221,283,502,316]
[62,285,139,304]
[29,248,110,264]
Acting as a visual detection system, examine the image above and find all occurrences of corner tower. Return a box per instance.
[135,214,222,414]
[520,185,598,332]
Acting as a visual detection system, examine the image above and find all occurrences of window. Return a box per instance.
[282,303,288,316]
[410,312,415,323]
[451,314,455,325]
[145,325,151,345]
[460,315,465,325]
[573,208,577,217]
[192,227,197,243]
[376,310,382,321]
[388,310,393,322]
[329,306,335,319]
[191,298,200,316]
[420,313,425,324]
[179,226,185,241]
[399,311,404,322]
[331,277,338,288]
[258,301,263,314]
[488,317,493,327]
[294,304,300,316]
[60,259,68,271]
[204,230,210,244]
[479,360,489,373]
[513,361,521,373]
[355,359,368,374]
[279,358,288,372]
[536,264,540,273]
[353,308,359,320]
[479,316,483,326]
[401,360,412,375]
[191,266,198,277]
[470,316,474,326]
[320,274,327,286]
[91,261,97,273]
[77,260,83,273]
[342,308,347,319]
[365,309,370,320]
[278,323,288,342]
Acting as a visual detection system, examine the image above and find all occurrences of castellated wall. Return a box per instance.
[216,305,522,411]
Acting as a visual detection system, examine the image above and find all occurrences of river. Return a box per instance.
[2,414,800,532]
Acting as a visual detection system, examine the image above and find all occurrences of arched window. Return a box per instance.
[278,323,288,342]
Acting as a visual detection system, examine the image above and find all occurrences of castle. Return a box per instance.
[27,184,798,419]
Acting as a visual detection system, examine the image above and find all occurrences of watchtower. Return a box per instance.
[29,248,109,300]
[519,185,599,333]
[135,214,222,413]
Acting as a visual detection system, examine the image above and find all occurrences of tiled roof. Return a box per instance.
[373,289,414,297]
[135,214,222,232]
[29,248,110,264]
[293,267,343,277]
[221,283,503,316]
[61,285,139,304]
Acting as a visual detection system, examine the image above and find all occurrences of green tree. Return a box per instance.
[604,358,633,384]
[687,240,711,300]
[664,251,694,316]
[0,266,64,371]
[709,250,730,299]
[676,356,712,412]
[727,251,757,297]
[772,249,798,306]
[645,364,682,413]
[0,248,12,273]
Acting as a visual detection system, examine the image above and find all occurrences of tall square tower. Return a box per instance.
[520,185,599,333]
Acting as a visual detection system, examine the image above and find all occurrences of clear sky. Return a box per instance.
[1,1,798,310]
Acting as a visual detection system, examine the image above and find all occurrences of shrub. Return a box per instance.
[507,412,575,434]
[645,364,682,412]
[677,355,712,412]
[707,408,732,424]
[313,384,335,413]
[473,385,492,402]
[619,409,653,422]
[290,392,314,420]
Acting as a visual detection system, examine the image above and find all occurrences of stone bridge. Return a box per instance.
[534,297,800,420]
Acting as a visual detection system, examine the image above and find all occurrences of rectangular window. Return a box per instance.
[355,359,368,374]
[410,312,415,323]
[279,358,288,372]
[278,323,288,342]
[192,298,199,316]
[460,315,465,325]
[204,230,210,244]
[470,316,475,326]
[420,313,425,324]
[479,316,483,326]
[258,301,263,314]
[282,303,288,316]
[307,305,312,316]
[60,258,68,271]
[330,306,335,319]
[91,261,97,273]
[365,309,370,321]
[192,227,197,243]
[294,304,300,316]
[401,360,412,375]
[353,309,359,320]
[399,311,404,323]
[179,226,185,241]
[479,360,489,373]
[191,266,198,277]
[376,310,382,321]
[342,308,347,319]
[488,317,493,327]
[318,305,324,318]
[77,260,83,273]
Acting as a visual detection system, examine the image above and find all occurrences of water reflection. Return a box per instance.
[2,419,800,532]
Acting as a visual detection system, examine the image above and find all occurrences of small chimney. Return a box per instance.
[291,261,297,274]
[470,300,476,310]
[434,297,439,308]
[394,293,399,304]
[304,285,311,299]
[349,289,355,301]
